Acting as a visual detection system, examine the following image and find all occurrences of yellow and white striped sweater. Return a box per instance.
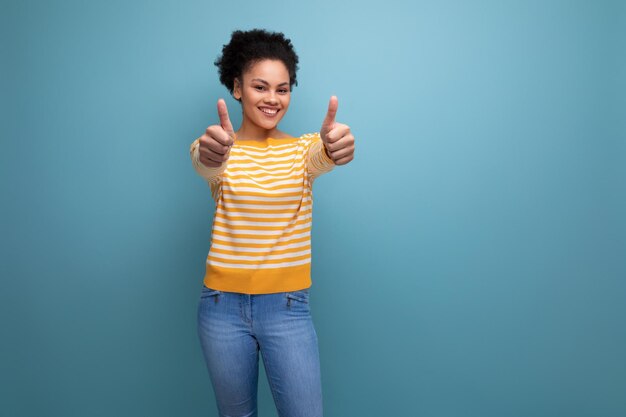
[190,132,335,294]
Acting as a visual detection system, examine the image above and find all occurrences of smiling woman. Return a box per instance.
[189,27,356,417]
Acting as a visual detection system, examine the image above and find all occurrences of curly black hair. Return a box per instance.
[214,28,300,102]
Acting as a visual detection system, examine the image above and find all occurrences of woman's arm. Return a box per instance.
[306,133,336,182]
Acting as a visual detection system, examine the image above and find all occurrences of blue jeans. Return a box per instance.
[197,285,323,417]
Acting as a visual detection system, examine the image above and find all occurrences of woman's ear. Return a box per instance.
[233,77,241,100]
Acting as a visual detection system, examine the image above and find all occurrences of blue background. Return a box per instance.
[2,0,625,416]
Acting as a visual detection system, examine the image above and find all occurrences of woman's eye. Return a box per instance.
[254,86,288,93]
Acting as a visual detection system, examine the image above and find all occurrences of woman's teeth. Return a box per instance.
[259,107,278,115]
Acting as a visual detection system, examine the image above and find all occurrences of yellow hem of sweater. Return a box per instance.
[203,262,312,294]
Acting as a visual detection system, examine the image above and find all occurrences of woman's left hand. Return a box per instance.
[320,96,355,166]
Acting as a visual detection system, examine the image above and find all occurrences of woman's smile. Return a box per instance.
[258,106,280,117]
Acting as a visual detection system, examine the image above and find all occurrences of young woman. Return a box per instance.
[189,28,355,417]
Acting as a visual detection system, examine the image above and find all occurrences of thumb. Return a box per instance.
[217,98,235,138]
[321,95,338,134]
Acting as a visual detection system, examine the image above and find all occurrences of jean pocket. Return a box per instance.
[201,285,221,299]
[285,289,309,305]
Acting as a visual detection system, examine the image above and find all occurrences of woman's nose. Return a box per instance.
[265,92,278,104]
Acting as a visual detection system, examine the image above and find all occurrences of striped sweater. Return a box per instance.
[190,132,335,294]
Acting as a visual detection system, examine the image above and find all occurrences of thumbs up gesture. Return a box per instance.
[198,98,236,168]
[320,96,355,165]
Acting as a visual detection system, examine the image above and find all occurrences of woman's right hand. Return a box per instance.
[197,99,236,168]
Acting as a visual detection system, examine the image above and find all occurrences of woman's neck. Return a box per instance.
[235,127,284,141]
[235,119,289,141]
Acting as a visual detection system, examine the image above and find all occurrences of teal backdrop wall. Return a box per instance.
[2,0,625,416]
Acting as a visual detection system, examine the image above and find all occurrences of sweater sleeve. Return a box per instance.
[189,138,227,183]
[304,132,335,183]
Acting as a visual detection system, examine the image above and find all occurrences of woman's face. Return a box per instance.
[233,59,291,131]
